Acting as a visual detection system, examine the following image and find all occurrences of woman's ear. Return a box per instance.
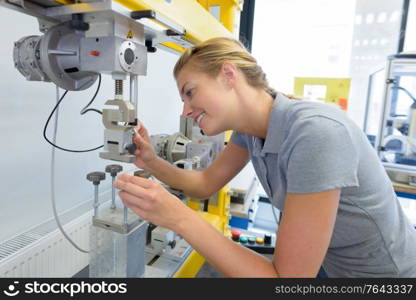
[220,62,238,87]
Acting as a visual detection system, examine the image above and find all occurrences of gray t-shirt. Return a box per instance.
[231,92,416,277]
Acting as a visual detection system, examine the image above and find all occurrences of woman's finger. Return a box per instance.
[116,174,153,189]
[128,175,154,189]
[119,192,148,219]
[133,131,146,146]
[116,174,154,188]
[136,120,150,140]
[119,191,149,211]
[115,178,150,197]
[117,174,130,182]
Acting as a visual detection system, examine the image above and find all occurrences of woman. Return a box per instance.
[115,37,416,277]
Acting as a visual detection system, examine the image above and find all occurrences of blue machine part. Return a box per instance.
[395,154,416,166]
[229,216,249,230]
[385,139,404,152]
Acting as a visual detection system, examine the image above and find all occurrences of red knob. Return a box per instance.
[231,229,241,241]
[89,50,100,56]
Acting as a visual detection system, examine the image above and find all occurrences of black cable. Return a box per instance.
[82,108,102,115]
[80,74,102,115]
[43,75,104,153]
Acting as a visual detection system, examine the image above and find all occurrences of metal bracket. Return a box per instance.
[131,10,186,36]
[102,99,136,130]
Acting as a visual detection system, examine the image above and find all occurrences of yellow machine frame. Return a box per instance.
[116,0,237,53]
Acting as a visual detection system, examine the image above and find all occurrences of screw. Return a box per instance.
[86,172,106,218]
[105,164,123,210]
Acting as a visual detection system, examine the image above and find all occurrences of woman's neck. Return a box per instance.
[232,86,275,139]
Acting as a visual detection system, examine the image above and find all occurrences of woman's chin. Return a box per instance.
[199,119,226,136]
[201,126,223,136]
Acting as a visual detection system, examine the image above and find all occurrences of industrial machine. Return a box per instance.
[228,177,259,230]
[1,0,242,278]
[375,53,416,187]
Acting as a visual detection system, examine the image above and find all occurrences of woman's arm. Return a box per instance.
[176,189,340,277]
[115,174,340,277]
[144,140,250,199]
[273,189,340,277]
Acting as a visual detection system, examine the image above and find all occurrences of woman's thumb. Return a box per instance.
[134,132,147,146]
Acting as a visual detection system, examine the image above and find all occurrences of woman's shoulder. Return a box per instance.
[278,95,357,135]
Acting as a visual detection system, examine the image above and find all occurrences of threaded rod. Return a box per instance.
[115,80,123,96]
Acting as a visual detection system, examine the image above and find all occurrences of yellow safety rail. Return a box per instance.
[173,211,223,277]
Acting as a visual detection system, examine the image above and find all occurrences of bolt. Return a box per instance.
[86,171,106,218]
[87,171,106,185]
[105,164,123,210]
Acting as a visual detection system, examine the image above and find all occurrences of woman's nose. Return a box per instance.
[182,102,193,118]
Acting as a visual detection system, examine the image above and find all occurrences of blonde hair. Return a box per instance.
[173,37,276,96]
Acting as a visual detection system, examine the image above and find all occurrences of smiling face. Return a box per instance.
[176,64,237,136]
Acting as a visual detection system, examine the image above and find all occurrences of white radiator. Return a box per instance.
[0,212,92,277]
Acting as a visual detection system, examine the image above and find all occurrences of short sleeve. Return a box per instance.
[286,117,359,194]
[230,130,247,148]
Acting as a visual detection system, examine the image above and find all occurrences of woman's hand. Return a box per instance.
[114,173,193,231]
[133,121,157,170]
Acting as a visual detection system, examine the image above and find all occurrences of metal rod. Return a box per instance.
[134,75,138,108]
[129,74,138,108]
[93,184,99,218]
[111,176,116,210]
[123,205,128,225]
[397,0,410,53]
[130,75,134,103]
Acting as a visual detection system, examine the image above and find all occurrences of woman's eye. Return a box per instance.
[186,89,193,98]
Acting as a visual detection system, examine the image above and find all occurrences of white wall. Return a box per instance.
[249,0,357,196]
[348,0,403,127]
[252,0,404,128]
[252,0,356,95]
[0,8,183,242]
[404,0,416,52]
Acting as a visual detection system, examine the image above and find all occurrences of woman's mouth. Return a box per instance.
[196,112,206,127]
